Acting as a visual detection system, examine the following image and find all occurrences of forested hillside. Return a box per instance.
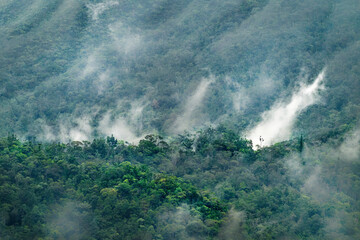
[1,128,360,239]
[1,0,360,239]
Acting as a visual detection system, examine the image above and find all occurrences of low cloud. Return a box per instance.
[283,133,360,237]
[98,112,140,143]
[172,76,215,133]
[224,76,250,113]
[225,72,278,113]
[87,1,119,21]
[40,116,93,143]
[218,208,246,240]
[109,21,142,57]
[156,204,207,240]
[38,100,149,144]
[248,70,326,148]
[301,166,330,201]
[339,128,360,161]
[129,100,148,133]
[81,52,99,79]
[62,116,93,142]
[95,70,111,95]
[46,201,95,239]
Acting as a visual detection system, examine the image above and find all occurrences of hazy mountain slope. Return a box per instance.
[1,1,360,239]
[0,0,359,143]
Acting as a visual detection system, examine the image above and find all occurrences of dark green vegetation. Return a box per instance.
[0,134,226,240]
[1,0,360,239]
[1,127,360,239]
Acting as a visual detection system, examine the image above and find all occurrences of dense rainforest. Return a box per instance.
[1,127,360,239]
[1,0,360,239]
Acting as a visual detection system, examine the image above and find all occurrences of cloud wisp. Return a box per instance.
[248,70,326,148]
[172,76,215,134]
[339,128,360,161]
[87,1,119,21]
[98,112,139,143]
[40,116,93,143]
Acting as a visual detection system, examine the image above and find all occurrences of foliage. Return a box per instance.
[0,135,226,239]
[1,1,360,239]
[1,126,360,239]
[0,0,359,140]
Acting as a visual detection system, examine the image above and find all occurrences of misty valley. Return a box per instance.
[1,0,360,239]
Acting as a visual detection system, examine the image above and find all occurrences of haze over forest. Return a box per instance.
[0,0,360,239]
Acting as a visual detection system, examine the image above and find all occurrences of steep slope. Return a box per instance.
[0,0,359,143]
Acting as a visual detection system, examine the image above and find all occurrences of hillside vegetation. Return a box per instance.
[1,0,360,239]
[0,0,359,140]
[1,127,359,239]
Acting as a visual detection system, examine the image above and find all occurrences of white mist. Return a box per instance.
[248,70,326,148]
[172,76,214,133]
